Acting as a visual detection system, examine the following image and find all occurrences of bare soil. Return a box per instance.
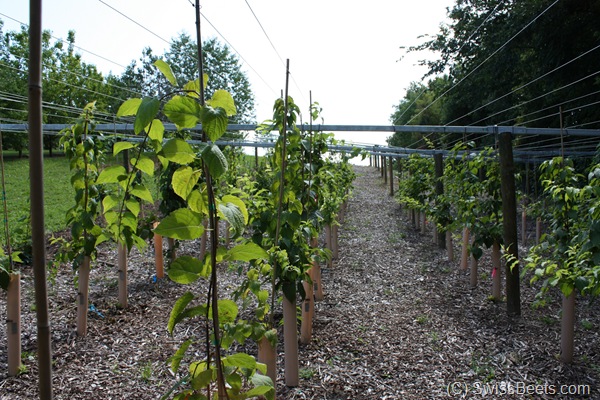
[1,165,599,399]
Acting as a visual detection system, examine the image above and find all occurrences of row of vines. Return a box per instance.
[0,58,359,399]
[388,144,600,364]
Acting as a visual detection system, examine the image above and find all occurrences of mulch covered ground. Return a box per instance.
[1,165,599,399]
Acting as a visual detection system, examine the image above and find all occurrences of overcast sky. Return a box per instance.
[2,0,453,146]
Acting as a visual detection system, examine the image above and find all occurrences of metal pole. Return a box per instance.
[29,0,53,398]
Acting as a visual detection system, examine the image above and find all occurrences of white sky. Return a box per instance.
[1,0,453,147]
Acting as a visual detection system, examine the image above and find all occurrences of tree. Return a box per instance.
[165,35,255,124]
[407,0,600,129]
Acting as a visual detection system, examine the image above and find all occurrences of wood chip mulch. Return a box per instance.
[1,165,599,399]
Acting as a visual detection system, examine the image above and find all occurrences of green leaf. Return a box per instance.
[251,373,273,389]
[125,199,140,217]
[135,97,160,135]
[222,194,248,225]
[211,299,238,324]
[218,201,244,238]
[245,385,274,398]
[222,353,256,370]
[131,155,155,177]
[113,141,135,156]
[187,190,208,215]
[148,119,164,142]
[201,144,228,179]
[169,339,192,374]
[172,166,202,201]
[183,75,208,98]
[168,291,194,334]
[225,242,268,262]
[226,373,242,392]
[161,138,196,164]
[168,255,209,284]
[199,106,228,142]
[130,184,154,203]
[101,195,120,212]
[164,95,201,129]
[116,98,141,117]
[154,208,204,240]
[96,165,127,184]
[154,59,178,86]
[207,90,236,117]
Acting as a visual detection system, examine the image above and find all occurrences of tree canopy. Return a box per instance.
[0,20,256,154]
[389,0,600,148]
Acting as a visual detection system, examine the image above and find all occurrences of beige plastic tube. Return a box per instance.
[258,335,277,393]
[460,227,470,270]
[282,297,299,387]
[77,257,91,336]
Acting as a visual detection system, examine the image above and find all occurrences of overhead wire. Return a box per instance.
[450,42,600,126]
[405,0,560,127]
[0,12,129,71]
[392,1,504,124]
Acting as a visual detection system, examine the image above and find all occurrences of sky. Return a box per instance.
[1,0,453,147]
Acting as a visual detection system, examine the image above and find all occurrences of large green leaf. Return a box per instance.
[210,299,238,324]
[172,166,201,201]
[218,201,245,238]
[135,97,160,135]
[154,59,178,86]
[164,95,201,129]
[201,144,227,179]
[116,98,141,117]
[130,184,154,203]
[131,155,155,177]
[169,339,192,374]
[113,141,135,156]
[168,255,209,284]
[154,208,204,240]
[222,194,248,225]
[207,90,236,117]
[187,189,208,215]
[147,119,164,143]
[222,353,256,370]
[225,242,268,262]
[183,75,208,98]
[200,106,228,142]
[168,291,194,334]
[161,138,196,164]
[96,165,127,184]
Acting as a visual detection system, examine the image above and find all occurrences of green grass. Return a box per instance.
[0,156,73,247]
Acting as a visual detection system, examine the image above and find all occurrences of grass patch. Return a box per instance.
[0,156,73,247]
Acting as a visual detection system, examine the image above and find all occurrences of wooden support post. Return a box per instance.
[7,272,21,376]
[499,131,521,316]
[434,153,446,249]
[389,156,394,196]
[521,209,528,247]
[77,257,91,336]
[383,156,387,184]
[118,243,128,308]
[491,241,501,300]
